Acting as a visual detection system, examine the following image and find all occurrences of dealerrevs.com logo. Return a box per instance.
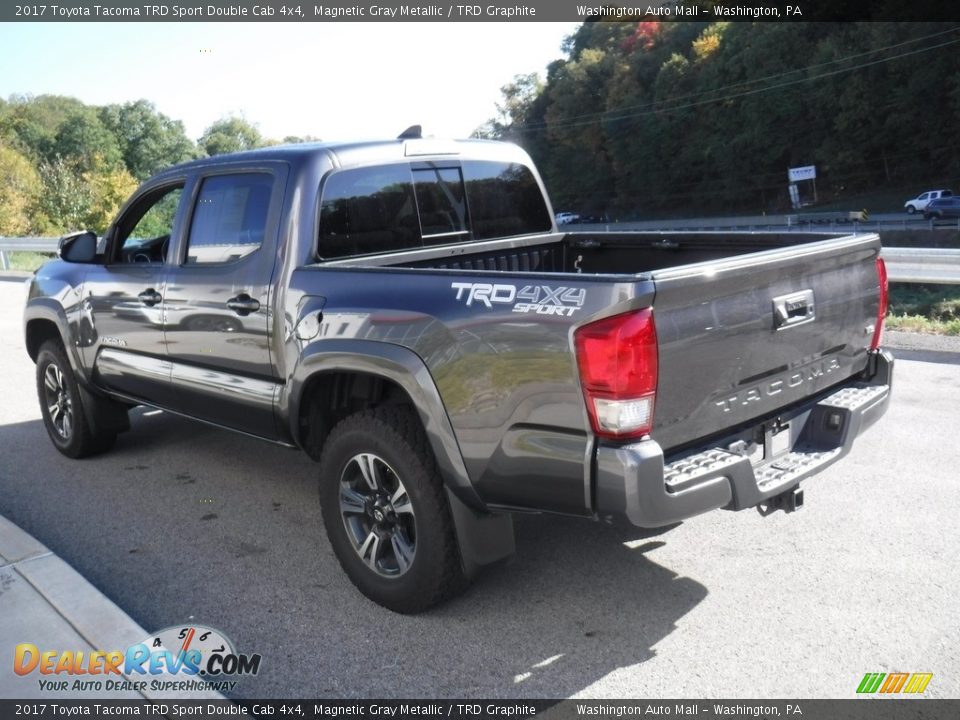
[857,672,933,694]
[14,625,261,694]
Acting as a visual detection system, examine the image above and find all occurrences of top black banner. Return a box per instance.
[3,0,960,23]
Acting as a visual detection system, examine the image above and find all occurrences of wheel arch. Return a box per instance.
[24,301,84,374]
[288,340,484,512]
[289,340,516,578]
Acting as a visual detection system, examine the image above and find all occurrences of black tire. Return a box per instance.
[906,205,916,215]
[36,340,117,458]
[318,406,467,613]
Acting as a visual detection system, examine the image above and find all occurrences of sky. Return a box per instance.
[0,22,580,142]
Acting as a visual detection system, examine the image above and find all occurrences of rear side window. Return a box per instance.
[186,173,273,265]
[462,161,552,240]
[318,165,419,258]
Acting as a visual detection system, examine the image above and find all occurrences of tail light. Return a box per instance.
[871,256,888,350]
[574,308,658,440]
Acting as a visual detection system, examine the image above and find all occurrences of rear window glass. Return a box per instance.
[318,165,419,258]
[317,159,552,259]
[462,161,552,240]
[412,167,469,244]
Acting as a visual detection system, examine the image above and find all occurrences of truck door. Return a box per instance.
[83,181,187,407]
[161,165,286,439]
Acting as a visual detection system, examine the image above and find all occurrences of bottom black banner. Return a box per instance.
[2,700,959,720]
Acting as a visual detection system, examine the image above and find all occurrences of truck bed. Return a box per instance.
[373,230,847,274]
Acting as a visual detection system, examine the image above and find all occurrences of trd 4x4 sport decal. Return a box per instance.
[451,282,586,316]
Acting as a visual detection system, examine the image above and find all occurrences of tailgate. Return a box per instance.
[649,233,882,453]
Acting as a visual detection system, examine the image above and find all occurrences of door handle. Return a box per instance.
[772,289,815,329]
[138,289,162,306]
[226,294,260,316]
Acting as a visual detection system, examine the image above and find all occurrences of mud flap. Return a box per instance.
[78,384,131,437]
[445,487,515,579]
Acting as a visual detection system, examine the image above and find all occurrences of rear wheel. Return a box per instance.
[318,407,466,613]
[36,340,119,458]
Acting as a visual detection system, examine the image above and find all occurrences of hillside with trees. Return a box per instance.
[478,21,960,218]
[0,97,307,236]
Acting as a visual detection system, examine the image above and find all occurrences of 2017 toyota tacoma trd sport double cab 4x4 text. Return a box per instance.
[24,134,893,612]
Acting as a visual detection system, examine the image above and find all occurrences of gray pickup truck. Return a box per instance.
[24,134,892,612]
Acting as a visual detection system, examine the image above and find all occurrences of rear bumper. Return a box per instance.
[595,350,894,528]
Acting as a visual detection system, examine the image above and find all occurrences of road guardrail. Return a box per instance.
[880,247,960,285]
[0,237,59,270]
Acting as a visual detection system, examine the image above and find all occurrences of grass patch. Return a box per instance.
[2,251,54,272]
[886,314,960,335]
[887,283,960,335]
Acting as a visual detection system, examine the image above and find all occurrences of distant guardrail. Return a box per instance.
[574,213,960,233]
[0,237,59,270]
[2,236,959,283]
[880,247,960,285]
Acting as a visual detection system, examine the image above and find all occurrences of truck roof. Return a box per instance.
[156,137,532,176]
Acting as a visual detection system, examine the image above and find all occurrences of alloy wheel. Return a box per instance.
[338,453,417,577]
[43,363,73,439]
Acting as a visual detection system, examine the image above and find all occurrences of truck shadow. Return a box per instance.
[0,409,708,699]
[428,516,707,698]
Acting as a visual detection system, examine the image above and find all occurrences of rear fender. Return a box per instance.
[289,339,482,510]
[288,340,516,575]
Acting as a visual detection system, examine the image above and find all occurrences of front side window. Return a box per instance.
[318,165,419,259]
[113,184,184,264]
[462,161,552,240]
[185,173,273,265]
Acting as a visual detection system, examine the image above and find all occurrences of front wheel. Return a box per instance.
[318,407,467,613]
[906,205,916,215]
[36,340,119,458]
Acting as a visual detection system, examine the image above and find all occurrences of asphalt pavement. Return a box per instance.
[1,274,958,699]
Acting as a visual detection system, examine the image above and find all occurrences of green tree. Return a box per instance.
[198,117,264,156]
[0,142,42,235]
[34,157,94,233]
[52,108,123,172]
[476,73,543,139]
[0,95,87,163]
[82,157,139,232]
[282,134,322,144]
[99,100,195,179]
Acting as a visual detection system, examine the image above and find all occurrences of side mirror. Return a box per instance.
[58,230,98,264]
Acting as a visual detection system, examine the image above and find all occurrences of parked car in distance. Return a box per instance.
[904,189,952,214]
[555,211,580,224]
[923,196,960,220]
